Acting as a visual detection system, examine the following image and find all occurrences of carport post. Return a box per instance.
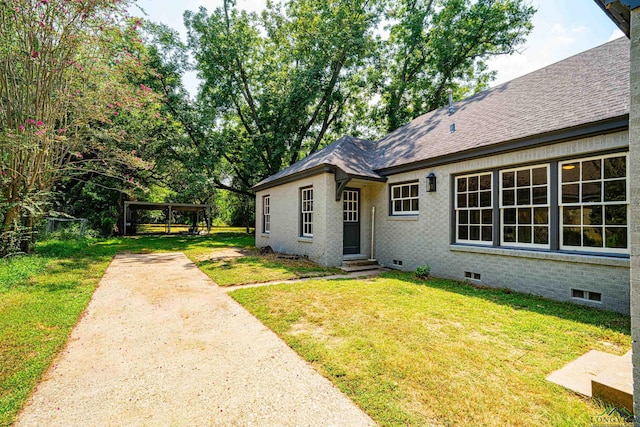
[168,205,172,234]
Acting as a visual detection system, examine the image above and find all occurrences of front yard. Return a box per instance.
[0,232,632,426]
[231,272,631,427]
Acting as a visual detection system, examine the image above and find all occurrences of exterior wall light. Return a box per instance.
[426,173,437,192]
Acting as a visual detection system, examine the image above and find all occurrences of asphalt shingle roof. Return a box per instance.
[255,37,629,190]
[253,136,382,188]
[375,37,629,170]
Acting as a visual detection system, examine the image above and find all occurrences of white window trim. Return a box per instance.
[558,153,629,255]
[390,182,419,215]
[262,195,271,234]
[455,172,493,246]
[499,164,551,249]
[301,187,313,238]
[343,189,359,223]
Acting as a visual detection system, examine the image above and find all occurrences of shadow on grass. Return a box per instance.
[379,271,630,335]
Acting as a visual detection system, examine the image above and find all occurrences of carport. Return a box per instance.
[123,201,212,236]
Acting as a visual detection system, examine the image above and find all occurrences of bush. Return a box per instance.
[415,265,431,279]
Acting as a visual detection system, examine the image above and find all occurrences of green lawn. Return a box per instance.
[0,229,255,426]
[230,272,632,427]
[198,255,341,286]
[2,232,633,427]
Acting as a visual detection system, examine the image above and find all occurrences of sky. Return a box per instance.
[132,0,623,97]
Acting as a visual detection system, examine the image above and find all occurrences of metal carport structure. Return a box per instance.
[123,201,212,236]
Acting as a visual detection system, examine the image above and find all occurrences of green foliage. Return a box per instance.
[414,264,430,278]
[374,0,536,133]
[0,0,164,250]
[184,0,379,187]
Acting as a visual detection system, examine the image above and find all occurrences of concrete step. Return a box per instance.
[342,259,377,267]
[340,264,381,272]
[546,350,620,397]
[592,351,633,414]
[546,349,634,414]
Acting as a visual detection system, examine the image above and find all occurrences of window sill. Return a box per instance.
[387,215,419,221]
[449,244,629,267]
[298,237,313,243]
[260,233,270,238]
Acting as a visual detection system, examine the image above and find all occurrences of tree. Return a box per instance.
[184,0,379,191]
[375,0,535,133]
[0,0,160,252]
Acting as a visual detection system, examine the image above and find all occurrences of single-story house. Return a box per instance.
[253,37,631,314]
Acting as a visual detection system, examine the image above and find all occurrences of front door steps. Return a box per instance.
[546,349,633,414]
[341,255,380,272]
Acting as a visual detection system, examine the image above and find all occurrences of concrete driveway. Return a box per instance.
[15,252,375,426]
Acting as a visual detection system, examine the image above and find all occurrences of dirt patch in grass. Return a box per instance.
[193,247,257,262]
[197,254,341,286]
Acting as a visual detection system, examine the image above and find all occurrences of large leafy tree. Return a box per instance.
[185,0,379,191]
[178,0,533,198]
[0,0,160,252]
[375,0,535,133]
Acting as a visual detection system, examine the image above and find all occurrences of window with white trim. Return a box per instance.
[300,187,313,237]
[391,182,419,215]
[500,165,549,248]
[262,195,271,234]
[455,172,492,244]
[559,154,628,253]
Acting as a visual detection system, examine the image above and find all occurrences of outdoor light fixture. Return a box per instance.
[426,173,437,192]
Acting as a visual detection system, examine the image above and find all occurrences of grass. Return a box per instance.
[0,228,255,426]
[230,271,632,427]
[198,254,341,286]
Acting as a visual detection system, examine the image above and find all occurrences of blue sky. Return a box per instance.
[132,0,623,96]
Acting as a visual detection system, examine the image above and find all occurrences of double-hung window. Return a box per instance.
[391,182,419,215]
[559,154,628,253]
[500,165,549,247]
[455,172,492,244]
[262,195,271,234]
[300,187,313,237]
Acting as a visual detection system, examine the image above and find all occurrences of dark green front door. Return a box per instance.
[343,189,360,254]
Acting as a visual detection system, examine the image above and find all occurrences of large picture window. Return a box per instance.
[559,154,628,253]
[390,182,419,215]
[453,152,629,255]
[262,195,271,234]
[500,165,549,248]
[300,187,313,237]
[455,172,492,244]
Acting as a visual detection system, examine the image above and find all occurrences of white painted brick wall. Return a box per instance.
[371,131,631,313]
[257,131,631,313]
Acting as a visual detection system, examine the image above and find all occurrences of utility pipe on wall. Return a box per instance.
[369,206,376,261]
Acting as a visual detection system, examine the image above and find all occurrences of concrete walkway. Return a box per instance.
[15,252,375,426]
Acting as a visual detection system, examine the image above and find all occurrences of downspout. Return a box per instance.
[369,206,376,262]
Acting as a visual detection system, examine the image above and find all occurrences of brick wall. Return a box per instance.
[255,173,335,266]
[371,130,631,313]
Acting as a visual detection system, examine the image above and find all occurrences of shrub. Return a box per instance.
[415,265,431,279]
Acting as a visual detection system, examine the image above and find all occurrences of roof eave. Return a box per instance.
[252,163,387,192]
[252,164,335,192]
[593,0,640,37]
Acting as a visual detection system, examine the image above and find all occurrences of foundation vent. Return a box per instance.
[572,289,602,303]
[464,271,481,281]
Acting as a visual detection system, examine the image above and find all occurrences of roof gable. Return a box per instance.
[253,136,383,190]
